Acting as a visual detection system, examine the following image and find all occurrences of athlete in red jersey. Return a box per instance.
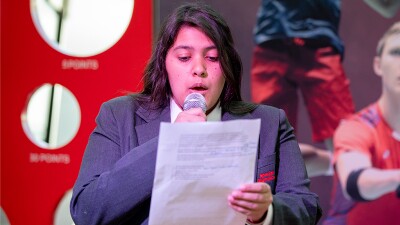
[324,22,400,225]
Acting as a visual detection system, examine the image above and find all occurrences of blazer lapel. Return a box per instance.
[221,110,255,121]
[135,104,171,146]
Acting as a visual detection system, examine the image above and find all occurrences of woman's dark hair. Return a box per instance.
[139,3,254,113]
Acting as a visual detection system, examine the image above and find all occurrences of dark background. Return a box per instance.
[156,1,399,223]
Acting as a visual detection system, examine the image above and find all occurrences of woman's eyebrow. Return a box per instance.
[172,45,193,51]
[171,45,216,51]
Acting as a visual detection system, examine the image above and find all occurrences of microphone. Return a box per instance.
[183,93,207,113]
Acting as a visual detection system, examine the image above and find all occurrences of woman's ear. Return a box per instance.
[373,56,383,78]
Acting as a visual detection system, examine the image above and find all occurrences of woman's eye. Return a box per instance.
[178,56,190,62]
[206,56,219,62]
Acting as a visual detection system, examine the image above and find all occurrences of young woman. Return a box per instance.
[70,3,321,225]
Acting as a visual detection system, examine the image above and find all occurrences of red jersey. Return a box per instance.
[334,102,400,169]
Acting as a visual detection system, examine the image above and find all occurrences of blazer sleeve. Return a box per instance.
[270,109,322,224]
[70,99,157,225]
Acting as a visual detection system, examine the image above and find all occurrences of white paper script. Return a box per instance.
[149,119,261,225]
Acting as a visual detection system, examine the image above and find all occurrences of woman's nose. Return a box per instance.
[192,57,207,77]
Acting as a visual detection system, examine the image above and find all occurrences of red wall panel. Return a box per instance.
[1,1,152,224]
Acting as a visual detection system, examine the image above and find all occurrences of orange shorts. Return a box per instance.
[250,39,355,142]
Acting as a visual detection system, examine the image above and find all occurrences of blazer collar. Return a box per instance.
[221,110,255,121]
[135,103,171,146]
[135,102,255,145]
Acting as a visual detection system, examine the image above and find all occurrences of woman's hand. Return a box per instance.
[174,108,206,123]
[228,182,273,223]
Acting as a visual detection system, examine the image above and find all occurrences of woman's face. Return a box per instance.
[166,25,225,112]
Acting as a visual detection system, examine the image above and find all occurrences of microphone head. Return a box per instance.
[183,93,207,113]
